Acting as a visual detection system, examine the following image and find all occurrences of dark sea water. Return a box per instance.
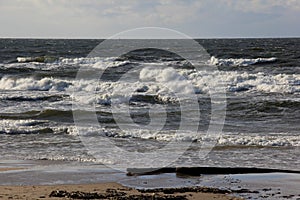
[0,38,299,171]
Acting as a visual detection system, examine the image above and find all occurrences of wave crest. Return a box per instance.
[209,56,277,67]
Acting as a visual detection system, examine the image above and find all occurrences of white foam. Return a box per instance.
[209,56,277,67]
[0,77,71,91]
[0,119,49,134]
[1,66,298,104]
[140,67,195,94]
[61,57,130,69]
[3,119,298,147]
[69,125,300,147]
[14,56,277,70]
[218,134,300,147]
[73,68,299,105]
[61,57,106,65]
[17,57,33,63]
[34,155,98,163]
[119,130,299,147]
[7,57,131,71]
[185,70,300,94]
[118,129,201,142]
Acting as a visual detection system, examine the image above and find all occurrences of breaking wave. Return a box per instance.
[15,55,278,67]
[0,77,71,91]
[1,118,299,147]
[68,126,300,147]
[0,67,299,104]
[17,56,58,63]
[218,134,300,147]
[209,56,277,67]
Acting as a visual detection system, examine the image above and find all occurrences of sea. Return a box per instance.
[0,38,299,172]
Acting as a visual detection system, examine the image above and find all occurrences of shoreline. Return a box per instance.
[1,161,300,199]
[0,167,241,199]
[0,182,242,200]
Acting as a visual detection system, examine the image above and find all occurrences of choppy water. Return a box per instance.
[0,38,299,170]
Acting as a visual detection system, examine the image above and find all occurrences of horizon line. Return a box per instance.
[0,36,300,40]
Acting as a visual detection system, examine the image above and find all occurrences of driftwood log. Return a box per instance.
[127,167,300,176]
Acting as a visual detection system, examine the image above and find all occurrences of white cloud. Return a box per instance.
[150,1,203,24]
[219,0,300,13]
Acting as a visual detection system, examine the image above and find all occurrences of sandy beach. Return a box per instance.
[0,165,245,200]
[1,161,300,199]
[0,181,241,200]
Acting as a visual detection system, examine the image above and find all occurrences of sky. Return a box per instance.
[0,0,300,38]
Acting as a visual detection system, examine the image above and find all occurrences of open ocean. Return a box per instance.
[0,38,299,171]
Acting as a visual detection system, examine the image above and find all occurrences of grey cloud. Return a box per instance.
[0,0,299,38]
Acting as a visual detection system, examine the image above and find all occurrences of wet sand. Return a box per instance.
[0,168,24,172]
[0,182,242,200]
[1,162,299,199]
[0,167,243,199]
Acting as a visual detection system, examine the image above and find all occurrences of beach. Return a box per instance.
[0,163,244,200]
[1,161,300,199]
[0,162,240,200]
[0,181,241,200]
[0,38,299,200]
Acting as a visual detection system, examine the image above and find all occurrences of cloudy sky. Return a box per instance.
[1,0,300,38]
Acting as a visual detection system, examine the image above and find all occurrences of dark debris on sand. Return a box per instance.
[49,185,255,199]
[138,187,259,195]
[49,188,188,200]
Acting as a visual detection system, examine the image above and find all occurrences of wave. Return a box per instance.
[2,122,299,147]
[94,69,298,105]
[1,117,299,147]
[16,55,277,67]
[209,56,277,67]
[0,119,53,134]
[16,56,131,66]
[0,109,74,123]
[0,118,77,135]
[0,68,299,104]
[3,94,65,102]
[60,57,132,69]
[68,126,300,147]
[218,134,300,147]
[0,77,71,91]
[17,56,58,63]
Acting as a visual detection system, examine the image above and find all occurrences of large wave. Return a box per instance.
[0,68,299,102]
